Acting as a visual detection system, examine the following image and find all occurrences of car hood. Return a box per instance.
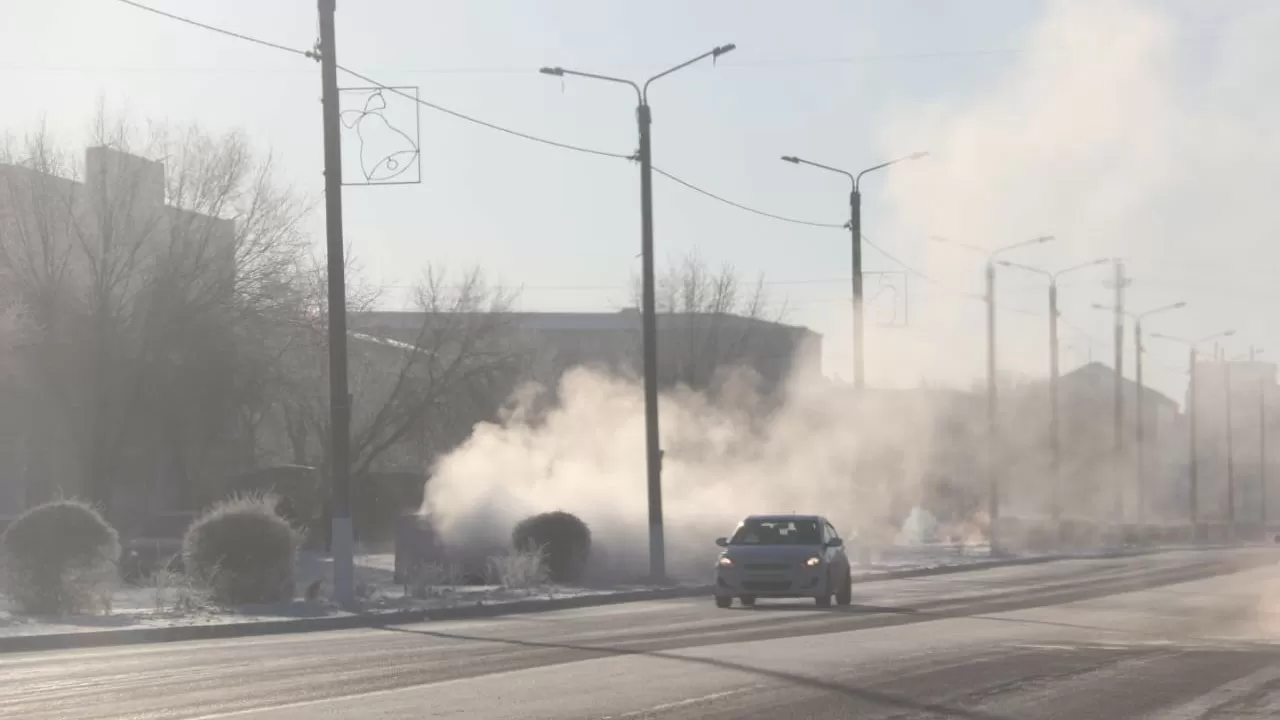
[722,544,825,564]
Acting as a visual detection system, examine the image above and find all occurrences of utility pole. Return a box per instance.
[1226,359,1236,530]
[1189,347,1199,529]
[542,45,735,582]
[849,188,864,389]
[1260,376,1268,528]
[317,0,354,608]
[1001,256,1108,525]
[1134,319,1145,524]
[1110,261,1127,522]
[930,234,1053,554]
[1095,300,1183,527]
[1049,280,1061,521]
[1150,329,1234,540]
[636,99,665,580]
[985,260,999,550]
[781,152,926,390]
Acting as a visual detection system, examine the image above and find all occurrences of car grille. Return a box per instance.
[743,580,792,592]
[744,563,790,571]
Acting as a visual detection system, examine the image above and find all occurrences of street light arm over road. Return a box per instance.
[931,235,1053,261]
[855,152,929,190]
[1150,329,1235,349]
[780,155,855,187]
[642,44,736,101]
[1054,257,1112,280]
[992,235,1055,261]
[998,259,1052,280]
[540,66,641,103]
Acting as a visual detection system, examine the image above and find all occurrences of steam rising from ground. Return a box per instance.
[425,0,1280,579]
[868,0,1280,391]
[424,367,917,581]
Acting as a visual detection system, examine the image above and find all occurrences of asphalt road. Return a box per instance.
[5,548,1280,719]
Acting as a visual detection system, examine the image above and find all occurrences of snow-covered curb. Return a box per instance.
[0,544,1194,654]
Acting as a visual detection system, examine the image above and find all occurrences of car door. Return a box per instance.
[824,520,848,569]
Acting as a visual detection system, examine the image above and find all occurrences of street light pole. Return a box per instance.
[1226,359,1235,528]
[541,45,735,581]
[1189,347,1199,526]
[1151,329,1235,539]
[1095,301,1186,524]
[931,235,1054,553]
[1049,279,1060,519]
[780,153,927,389]
[1261,376,1268,528]
[1000,257,1110,522]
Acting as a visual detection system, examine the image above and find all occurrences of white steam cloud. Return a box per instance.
[424,366,943,580]
[422,1,1280,578]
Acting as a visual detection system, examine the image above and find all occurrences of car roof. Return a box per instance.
[742,514,825,523]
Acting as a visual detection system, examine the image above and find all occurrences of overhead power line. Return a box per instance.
[111,0,1141,330]
[113,0,632,161]
[333,65,632,160]
[115,0,311,59]
[649,167,845,229]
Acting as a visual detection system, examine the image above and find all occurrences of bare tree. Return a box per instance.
[634,252,787,391]
[0,113,309,515]
[270,265,524,483]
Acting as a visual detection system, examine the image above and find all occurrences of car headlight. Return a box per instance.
[717,556,734,567]
[804,556,821,567]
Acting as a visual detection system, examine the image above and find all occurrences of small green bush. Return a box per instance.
[0,499,120,614]
[183,493,301,605]
[511,511,591,583]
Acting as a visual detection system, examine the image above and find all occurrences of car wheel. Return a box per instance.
[835,568,852,606]
[714,595,733,609]
[739,595,756,607]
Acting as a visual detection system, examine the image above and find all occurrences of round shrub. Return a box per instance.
[183,493,301,605]
[511,511,591,583]
[0,499,120,614]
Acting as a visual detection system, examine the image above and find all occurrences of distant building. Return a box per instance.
[1005,362,1182,521]
[1191,358,1278,524]
[351,309,823,395]
[0,147,236,519]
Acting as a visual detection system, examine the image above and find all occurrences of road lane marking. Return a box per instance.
[1145,665,1280,719]
[601,688,750,719]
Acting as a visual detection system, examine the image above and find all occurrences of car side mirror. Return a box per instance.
[715,537,729,547]
[826,538,844,548]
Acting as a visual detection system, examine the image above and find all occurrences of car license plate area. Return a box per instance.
[743,580,791,592]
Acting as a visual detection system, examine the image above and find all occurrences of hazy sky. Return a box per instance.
[4,0,1279,401]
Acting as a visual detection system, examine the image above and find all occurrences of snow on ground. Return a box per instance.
[0,543,1012,639]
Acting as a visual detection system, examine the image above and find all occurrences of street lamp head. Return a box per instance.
[1172,301,1188,310]
[1224,330,1237,338]
[713,43,737,58]
[539,67,565,76]
[1034,235,1056,244]
[781,155,800,164]
[1092,303,1109,311]
[909,151,929,160]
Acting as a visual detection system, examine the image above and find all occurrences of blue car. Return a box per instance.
[713,514,853,608]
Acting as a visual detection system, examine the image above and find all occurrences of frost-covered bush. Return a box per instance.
[183,493,301,605]
[0,499,120,614]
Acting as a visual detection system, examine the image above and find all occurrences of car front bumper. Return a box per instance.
[713,563,829,597]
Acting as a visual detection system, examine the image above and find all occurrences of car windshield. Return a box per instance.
[730,519,821,546]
